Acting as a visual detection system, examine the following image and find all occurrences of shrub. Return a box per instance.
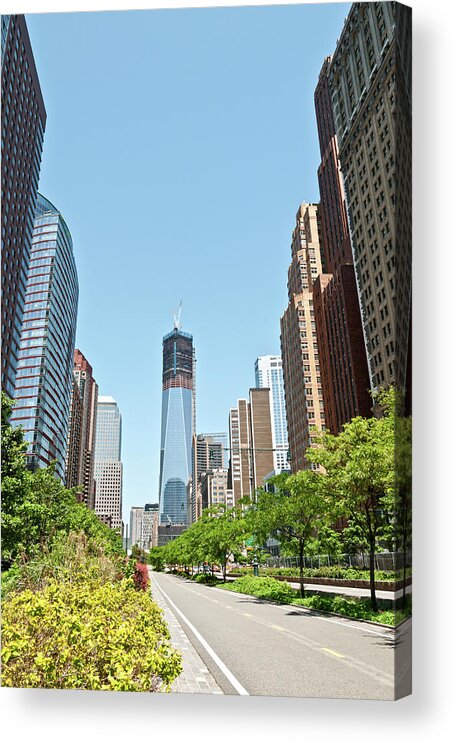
[292,594,412,626]
[1,578,182,691]
[193,573,219,584]
[220,575,295,603]
[1,531,123,599]
[133,562,150,592]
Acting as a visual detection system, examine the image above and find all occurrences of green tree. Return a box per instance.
[1,392,30,564]
[1,392,123,565]
[251,470,330,598]
[394,402,412,609]
[307,388,396,611]
[147,546,166,571]
[199,504,250,582]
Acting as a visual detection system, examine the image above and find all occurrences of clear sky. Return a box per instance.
[25,2,351,521]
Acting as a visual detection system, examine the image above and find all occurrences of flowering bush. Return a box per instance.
[1,578,182,691]
[133,562,150,592]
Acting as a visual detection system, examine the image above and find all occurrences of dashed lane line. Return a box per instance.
[322,647,345,658]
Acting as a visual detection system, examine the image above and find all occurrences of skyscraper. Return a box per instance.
[228,388,274,505]
[328,3,412,405]
[94,396,123,532]
[158,315,195,526]
[200,468,233,511]
[66,349,98,508]
[130,506,144,548]
[191,433,225,521]
[204,431,229,469]
[280,203,325,473]
[255,356,289,472]
[1,15,46,398]
[10,194,78,481]
[312,56,371,434]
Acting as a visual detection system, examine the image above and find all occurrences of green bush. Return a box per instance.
[193,573,219,584]
[220,575,295,603]
[229,565,402,581]
[292,594,412,626]
[1,577,182,691]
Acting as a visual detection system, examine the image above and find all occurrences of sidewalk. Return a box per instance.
[287,579,412,601]
[149,571,223,695]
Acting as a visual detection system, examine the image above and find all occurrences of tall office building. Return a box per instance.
[130,504,159,551]
[328,3,411,405]
[204,431,229,469]
[66,349,98,508]
[10,194,78,480]
[158,317,195,525]
[190,433,225,521]
[94,396,123,532]
[1,15,46,398]
[130,506,144,548]
[312,57,371,435]
[255,356,289,472]
[143,503,159,549]
[200,468,233,511]
[228,388,274,505]
[280,203,326,473]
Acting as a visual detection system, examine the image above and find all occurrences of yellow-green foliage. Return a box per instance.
[1,578,182,692]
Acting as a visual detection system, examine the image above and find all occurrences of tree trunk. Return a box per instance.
[223,558,227,583]
[299,539,305,599]
[369,540,378,613]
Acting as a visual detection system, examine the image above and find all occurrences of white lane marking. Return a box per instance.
[153,577,249,696]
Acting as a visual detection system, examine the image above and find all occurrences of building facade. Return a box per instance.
[158,324,195,526]
[94,395,123,532]
[228,388,274,505]
[66,349,98,508]
[1,15,46,398]
[280,203,326,473]
[190,433,224,521]
[205,431,229,468]
[143,503,159,549]
[130,506,144,548]
[255,355,289,472]
[312,56,371,434]
[10,194,78,480]
[200,468,234,511]
[328,2,411,404]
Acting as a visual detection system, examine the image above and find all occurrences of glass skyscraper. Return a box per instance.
[158,324,195,525]
[255,355,289,473]
[1,15,47,398]
[10,193,78,480]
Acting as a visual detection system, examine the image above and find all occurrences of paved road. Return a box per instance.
[150,571,411,700]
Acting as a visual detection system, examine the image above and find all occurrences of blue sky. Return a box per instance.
[26,2,351,521]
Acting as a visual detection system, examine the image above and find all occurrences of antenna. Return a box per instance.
[173,300,183,330]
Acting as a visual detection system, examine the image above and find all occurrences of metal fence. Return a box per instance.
[265,551,411,571]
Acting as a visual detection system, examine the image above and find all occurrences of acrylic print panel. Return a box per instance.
[1,1,411,700]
